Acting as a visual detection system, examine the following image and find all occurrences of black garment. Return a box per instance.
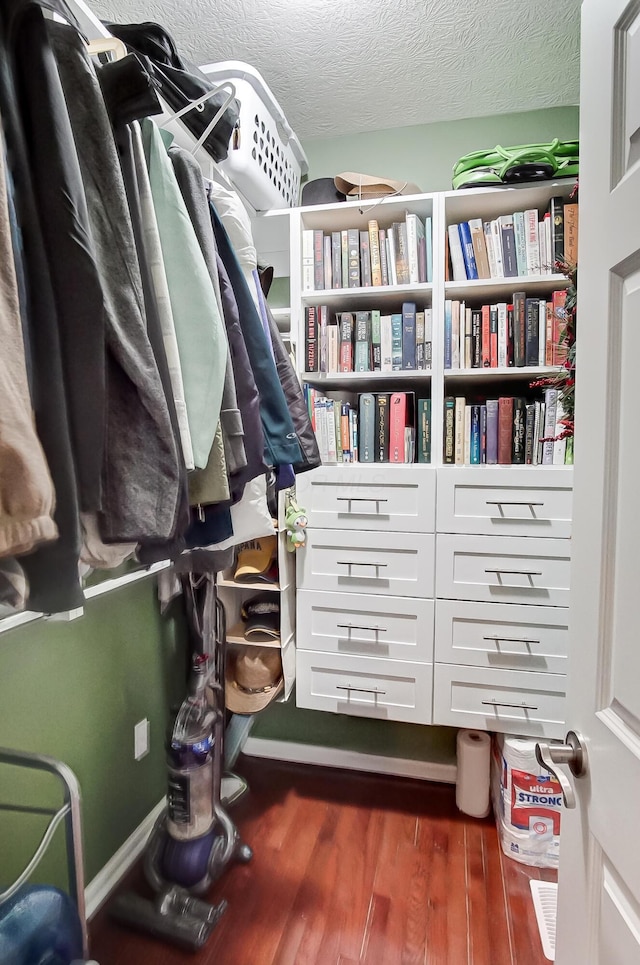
[8,0,106,516]
[210,203,302,470]
[0,0,83,612]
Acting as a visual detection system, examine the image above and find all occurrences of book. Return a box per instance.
[564,202,579,265]
[524,210,541,275]
[424,308,433,368]
[406,212,422,284]
[305,305,318,372]
[545,301,554,366]
[379,229,389,286]
[327,322,339,373]
[499,214,518,277]
[481,305,491,368]
[538,300,547,366]
[402,302,417,370]
[444,300,452,369]
[480,404,487,464]
[443,396,455,464]
[539,218,547,276]
[340,402,352,463]
[339,312,353,372]
[391,313,403,371]
[323,235,332,290]
[380,314,392,372]
[454,396,465,465]
[349,408,358,463]
[347,228,360,287]
[471,310,482,368]
[512,397,526,464]
[525,297,539,366]
[458,222,479,280]
[486,399,499,464]
[507,304,515,366]
[302,229,314,291]
[354,311,371,372]
[552,290,568,364]
[425,217,433,283]
[393,222,410,285]
[390,392,415,463]
[368,220,382,286]
[451,300,460,369]
[513,211,527,276]
[359,230,371,287]
[415,311,425,370]
[375,393,390,462]
[331,232,342,289]
[497,302,508,368]
[525,402,536,464]
[484,221,498,278]
[498,397,514,464]
[417,398,431,463]
[548,196,565,269]
[387,227,398,286]
[470,404,481,465]
[489,304,498,368]
[490,220,505,277]
[358,393,375,462]
[341,230,348,288]
[512,291,527,367]
[542,387,558,465]
[448,223,467,281]
[464,307,472,369]
[464,405,471,465]
[371,310,381,371]
[325,398,337,463]
[319,304,328,372]
[469,218,491,279]
[314,229,324,290]
[543,212,552,273]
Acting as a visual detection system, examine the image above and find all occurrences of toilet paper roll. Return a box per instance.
[456,729,491,818]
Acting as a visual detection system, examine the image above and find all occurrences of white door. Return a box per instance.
[554,2,640,962]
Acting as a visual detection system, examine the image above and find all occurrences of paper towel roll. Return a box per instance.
[456,729,491,818]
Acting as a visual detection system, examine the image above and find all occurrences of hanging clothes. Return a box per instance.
[210,203,302,469]
[0,141,58,560]
[0,0,83,612]
[141,118,228,471]
[50,23,184,544]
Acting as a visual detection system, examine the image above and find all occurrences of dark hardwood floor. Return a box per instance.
[90,756,556,965]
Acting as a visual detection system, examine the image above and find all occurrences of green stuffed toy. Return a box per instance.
[284,501,308,552]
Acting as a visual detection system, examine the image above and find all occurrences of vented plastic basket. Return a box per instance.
[200,61,308,211]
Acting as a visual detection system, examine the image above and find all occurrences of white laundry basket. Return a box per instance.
[200,61,308,211]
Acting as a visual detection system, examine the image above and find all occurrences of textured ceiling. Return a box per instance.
[94,0,581,141]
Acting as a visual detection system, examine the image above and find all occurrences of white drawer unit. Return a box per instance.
[297,650,433,724]
[298,529,435,599]
[297,589,434,662]
[435,599,569,675]
[435,534,571,607]
[296,466,436,533]
[432,664,566,739]
[436,467,573,539]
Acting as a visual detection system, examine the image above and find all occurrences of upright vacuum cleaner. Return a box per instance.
[110,576,252,951]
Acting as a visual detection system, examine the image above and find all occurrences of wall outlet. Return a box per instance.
[134,718,150,761]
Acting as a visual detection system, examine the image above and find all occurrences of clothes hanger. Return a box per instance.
[158,81,237,157]
[86,36,127,61]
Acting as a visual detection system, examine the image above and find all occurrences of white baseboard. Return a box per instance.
[85,798,165,920]
[242,737,457,784]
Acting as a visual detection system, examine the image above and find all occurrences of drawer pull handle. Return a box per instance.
[337,560,388,574]
[336,685,386,696]
[483,635,541,646]
[485,500,544,513]
[484,568,541,580]
[336,496,388,514]
[337,624,387,633]
[481,700,539,711]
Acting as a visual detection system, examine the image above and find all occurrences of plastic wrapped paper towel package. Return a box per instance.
[491,734,563,869]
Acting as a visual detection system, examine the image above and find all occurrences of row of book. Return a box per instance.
[447,197,578,282]
[303,386,432,464]
[444,291,567,370]
[443,389,571,466]
[305,303,432,374]
[302,213,434,292]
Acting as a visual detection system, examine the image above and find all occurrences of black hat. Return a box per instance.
[301,178,346,206]
[241,593,280,642]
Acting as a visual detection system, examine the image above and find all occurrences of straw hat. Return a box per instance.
[225,647,284,714]
[334,172,422,200]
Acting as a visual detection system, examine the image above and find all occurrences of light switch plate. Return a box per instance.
[134,718,149,761]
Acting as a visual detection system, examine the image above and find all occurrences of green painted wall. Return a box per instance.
[0,577,188,893]
[302,106,579,195]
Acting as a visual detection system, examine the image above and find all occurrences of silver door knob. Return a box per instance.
[535,730,588,809]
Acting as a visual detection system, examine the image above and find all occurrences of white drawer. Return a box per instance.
[296,650,433,724]
[297,589,434,662]
[296,465,435,533]
[436,534,571,607]
[435,600,568,674]
[432,664,566,739]
[298,529,435,598]
[436,467,572,538]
